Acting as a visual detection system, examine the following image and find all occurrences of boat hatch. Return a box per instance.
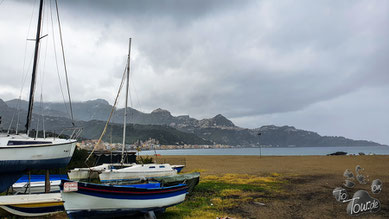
[7,141,52,146]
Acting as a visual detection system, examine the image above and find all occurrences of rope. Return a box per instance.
[85,64,128,164]
[55,0,75,126]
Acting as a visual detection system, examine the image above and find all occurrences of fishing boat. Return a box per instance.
[11,174,68,194]
[0,193,64,217]
[60,179,187,217]
[0,0,78,192]
[99,163,178,183]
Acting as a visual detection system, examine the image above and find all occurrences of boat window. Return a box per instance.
[159,166,165,168]
[149,166,156,168]
[7,141,52,146]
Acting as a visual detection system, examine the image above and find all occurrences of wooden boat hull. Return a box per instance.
[60,180,187,217]
[0,193,63,217]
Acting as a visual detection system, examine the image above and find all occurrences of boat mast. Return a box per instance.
[121,38,131,164]
[25,0,44,133]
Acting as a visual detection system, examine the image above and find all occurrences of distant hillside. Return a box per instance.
[1,98,385,147]
[79,120,212,145]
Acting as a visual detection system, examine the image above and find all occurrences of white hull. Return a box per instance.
[0,193,63,217]
[0,135,77,172]
[68,163,135,181]
[99,164,177,182]
[61,191,185,212]
[0,135,77,192]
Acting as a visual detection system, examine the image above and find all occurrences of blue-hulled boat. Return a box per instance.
[0,0,78,193]
[60,179,188,218]
[12,174,68,194]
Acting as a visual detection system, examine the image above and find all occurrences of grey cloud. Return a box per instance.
[1,0,389,144]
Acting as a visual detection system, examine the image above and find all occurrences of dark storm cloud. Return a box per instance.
[1,0,389,144]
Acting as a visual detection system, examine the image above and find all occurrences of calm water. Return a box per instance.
[139,146,389,156]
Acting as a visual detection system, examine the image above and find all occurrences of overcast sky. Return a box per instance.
[0,0,388,145]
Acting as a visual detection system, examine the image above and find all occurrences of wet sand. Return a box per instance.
[162,155,389,218]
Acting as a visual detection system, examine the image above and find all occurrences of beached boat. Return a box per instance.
[99,163,178,183]
[60,179,187,217]
[68,38,136,181]
[171,164,185,173]
[11,175,68,194]
[150,172,200,193]
[0,136,77,193]
[0,0,78,192]
[68,163,135,181]
[0,193,64,217]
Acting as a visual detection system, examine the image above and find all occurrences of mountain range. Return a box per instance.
[0,98,385,147]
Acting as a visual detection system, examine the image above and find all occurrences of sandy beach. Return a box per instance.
[159,155,389,218]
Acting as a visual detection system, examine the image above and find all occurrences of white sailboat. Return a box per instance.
[99,163,177,182]
[97,39,178,182]
[69,38,177,182]
[68,163,134,181]
[0,0,77,192]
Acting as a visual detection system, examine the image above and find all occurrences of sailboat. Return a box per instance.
[61,39,187,217]
[68,38,175,182]
[0,0,77,192]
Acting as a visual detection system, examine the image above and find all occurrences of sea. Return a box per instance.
[138,146,389,156]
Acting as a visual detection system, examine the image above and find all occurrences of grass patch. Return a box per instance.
[158,173,285,219]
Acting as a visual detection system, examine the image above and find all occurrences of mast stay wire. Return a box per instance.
[85,63,128,164]
[8,0,38,134]
[49,0,71,122]
[55,0,75,126]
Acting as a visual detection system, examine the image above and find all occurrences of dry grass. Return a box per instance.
[8,155,387,219]
[164,155,389,218]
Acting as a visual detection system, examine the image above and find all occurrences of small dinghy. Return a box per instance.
[60,179,187,218]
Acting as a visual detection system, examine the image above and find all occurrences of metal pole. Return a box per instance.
[121,38,131,164]
[26,0,44,132]
[258,132,262,158]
